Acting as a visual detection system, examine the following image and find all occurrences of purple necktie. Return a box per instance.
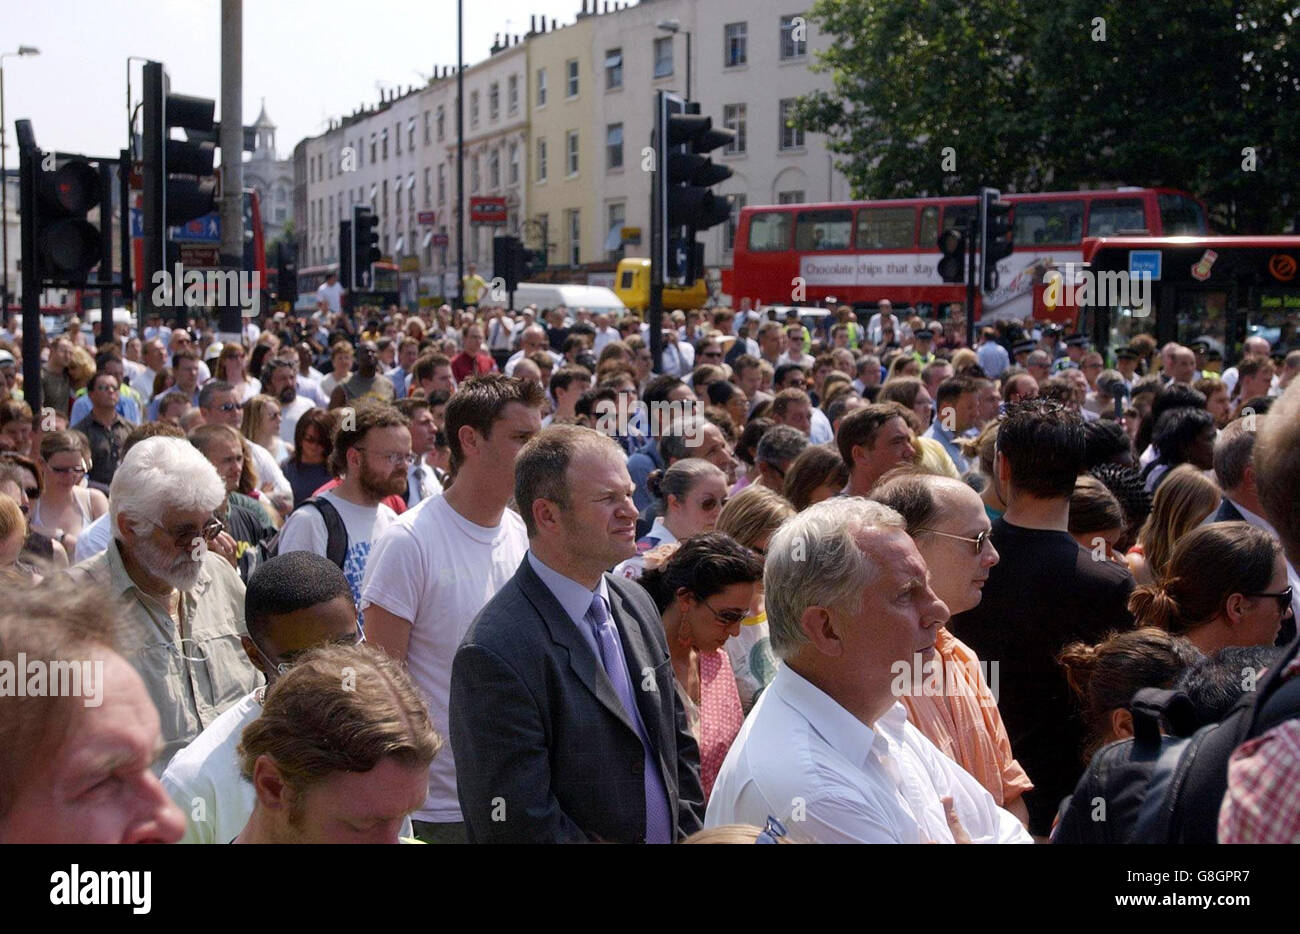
[585,591,673,843]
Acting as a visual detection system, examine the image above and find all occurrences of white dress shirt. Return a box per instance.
[706,665,1032,844]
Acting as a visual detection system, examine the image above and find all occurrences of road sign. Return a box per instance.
[418,211,438,225]
[170,213,221,243]
[179,244,220,267]
[432,233,449,247]
[469,196,507,225]
[1128,250,1162,281]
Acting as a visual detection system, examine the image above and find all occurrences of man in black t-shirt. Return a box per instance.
[949,400,1134,838]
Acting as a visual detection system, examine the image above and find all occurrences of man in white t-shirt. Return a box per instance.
[263,359,318,445]
[315,272,345,315]
[362,374,545,844]
[274,402,410,618]
[161,552,365,843]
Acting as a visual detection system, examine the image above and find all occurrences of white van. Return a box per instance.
[501,283,627,317]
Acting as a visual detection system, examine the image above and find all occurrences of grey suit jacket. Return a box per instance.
[449,556,705,843]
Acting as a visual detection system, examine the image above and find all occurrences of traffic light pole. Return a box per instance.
[16,121,41,418]
[98,159,115,346]
[965,219,977,348]
[141,61,167,333]
[648,92,666,374]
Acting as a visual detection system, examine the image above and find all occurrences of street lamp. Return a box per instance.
[656,19,690,100]
[1,45,40,315]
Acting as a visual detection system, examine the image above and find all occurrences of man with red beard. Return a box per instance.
[65,437,258,772]
[275,401,411,624]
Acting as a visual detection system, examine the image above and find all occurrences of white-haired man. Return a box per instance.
[66,437,259,772]
[705,497,1032,844]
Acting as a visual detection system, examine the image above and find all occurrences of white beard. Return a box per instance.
[132,533,204,592]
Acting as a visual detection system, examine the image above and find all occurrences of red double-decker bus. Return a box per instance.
[721,187,1207,321]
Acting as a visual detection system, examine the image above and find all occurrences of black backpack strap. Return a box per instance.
[1247,632,1300,737]
[1130,688,1199,745]
[302,496,349,569]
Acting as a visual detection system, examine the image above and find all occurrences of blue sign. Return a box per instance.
[1129,250,1162,281]
[169,214,221,243]
[130,207,142,238]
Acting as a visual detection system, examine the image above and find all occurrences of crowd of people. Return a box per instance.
[0,293,1298,845]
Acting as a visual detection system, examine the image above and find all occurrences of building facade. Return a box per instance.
[242,100,294,249]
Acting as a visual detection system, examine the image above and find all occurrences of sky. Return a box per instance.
[2,0,580,163]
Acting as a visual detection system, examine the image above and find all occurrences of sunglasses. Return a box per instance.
[216,401,244,413]
[700,597,748,627]
[917,527,991,555]
[1251,586,1294,616]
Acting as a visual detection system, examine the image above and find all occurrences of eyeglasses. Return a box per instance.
[1251,586,1294,616]
[755,816,788,844]
[147,516,224,549]
[916,527,991,555]
[355,447,416,467]
[700,597,749,627]
[701,350,723,359]
[253,626,365,676]
[215,401,244,412]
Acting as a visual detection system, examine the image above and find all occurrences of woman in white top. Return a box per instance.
[242,394,291,465]
[614,459,728,580]
[214,342,262,403]
[31,430,108,557]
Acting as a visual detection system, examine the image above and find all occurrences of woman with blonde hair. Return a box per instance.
[950,347,980,375]
[241,394,289,464]
[715,484,796,711]
[215,342,262,402]
[66,345,96,397]
[31,430,107,556]
[1126,463,1221,585]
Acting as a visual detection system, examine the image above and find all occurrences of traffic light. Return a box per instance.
[339,220,353,292]
[937,227,967,284]
[351,206,380,289]
[656,95,734,284]
[275,241,298,307]
[979,187,1014,293]
[142,62,218,229]
[493,235,523,294]
[35,158,104,285]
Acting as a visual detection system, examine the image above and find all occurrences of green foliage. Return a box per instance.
[797,0,1300,232]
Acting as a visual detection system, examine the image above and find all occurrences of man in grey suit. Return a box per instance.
[449,425,705,843]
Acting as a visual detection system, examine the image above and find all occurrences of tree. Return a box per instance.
[798,0,1300,232]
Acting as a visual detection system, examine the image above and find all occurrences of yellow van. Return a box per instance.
[614,258,709,313]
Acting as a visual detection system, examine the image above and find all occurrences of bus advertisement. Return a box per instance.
[722,187,1207,322]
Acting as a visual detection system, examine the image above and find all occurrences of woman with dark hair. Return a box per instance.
[731,416,774,495]
[782,443,849,511]
[614,459,728,580]
[1141,407,1216,493]
[0,454,68,570]
[707,379,749,429]
[247,342,274,385]
[1068,475,1128,562]
[1129,522,1291,655]
[151,365,175,401]
[637,532,764,800]
[282,407,335,507]
[1058,628,1200,762]
[31,430,107,557]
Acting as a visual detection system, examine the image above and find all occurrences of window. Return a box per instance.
[1158,192,1207,235]
[508,143,519,185]
[423,168,431,207]
[437,165,446,204]
[354,139,362,168]
[1014,200,1084,245]
[407,174,416,212]
[605,49,623,90]
[779,98,804,150]
[747,211,792,251]
[408,118,415,151]
[471,155,480,193]
[795,209,852,251]
[536,138,548,181]
[780,15,807,59]
[654,36,673,78]
[536,214,549,254]
[328,195,333,224]
[919,205,939,249]
[309,157,315,183]
[382,180,388,215]
[328,154,334,179]
[943,204,975,232]
[508,75,519,113]
[777,190,805,204]
[537,68,547,106]
[470,91,479,126]
[436,106,445,141]
[725,194,747,251]
[566,130,579,176]
[395,122,402,155]
[489,149,500,189]
[855,206,916,249]
[607,202,626,258]
[1087,199,1146,237]
[424,111,431,144]
[567,209,580,265]
[725,23,748,67]
[489,83,499,120]
[723,104,747,154]
[566,59,579,97]
[382,128,390,160]
[606,124,623,171]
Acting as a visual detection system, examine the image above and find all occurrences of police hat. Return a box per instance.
[1115,346,1140,361]
[1065,334,1089,348]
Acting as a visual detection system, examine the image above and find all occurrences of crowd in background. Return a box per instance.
[1,289,1298,845]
